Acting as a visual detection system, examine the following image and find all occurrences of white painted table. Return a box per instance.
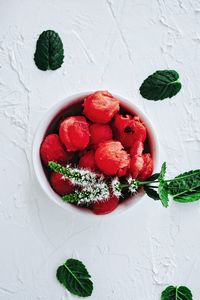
[0,1,200,299]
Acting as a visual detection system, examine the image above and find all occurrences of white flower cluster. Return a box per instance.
[62,165,99,187]
[77,182,110,205]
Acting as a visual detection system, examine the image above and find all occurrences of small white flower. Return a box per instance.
[127,177,133,185]
[111,178,122,198]
[128,177,138,194]
[129,185,137,194]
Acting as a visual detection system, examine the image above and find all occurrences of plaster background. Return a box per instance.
[0,0,200,299]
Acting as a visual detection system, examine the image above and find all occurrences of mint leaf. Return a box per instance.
[140,70,182,101]
[173,190,200,203]
[153,162,168,206]
[161,285,193,300]
[168,170,200,203]
[56,258,93,297]
[158,181,169,207]
[158,162,166,182]
[146,173,160,181]
[34,30,64,70]
[144,186,160,200]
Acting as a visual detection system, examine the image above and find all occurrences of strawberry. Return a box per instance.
[130,155,144,179]
[40,134,68,165]
[113,114,146,148]
[89,123,112,149]
[90,195,119,215]
[79,150,96,171]
[50,172,74,196]
[130,140,144,157]
[59,116,90,151]
[95,140,130,176]
[83,91,119,123]
[138,153,153,181]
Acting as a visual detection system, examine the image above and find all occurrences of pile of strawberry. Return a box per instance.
[40,91,153,214]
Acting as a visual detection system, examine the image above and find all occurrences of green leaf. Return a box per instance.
[146,173,160,181]
[169,170,200,203]
[34,30,64,71]
[174,190,200,203]
[140,70,182,101]
[158,162,167,182]
[56,258,93,297]
[144,186,160,200]
[158,181,169,207]
[161,285,193,300]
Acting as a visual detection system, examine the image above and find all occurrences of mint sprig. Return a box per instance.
[140,163,200,207]
[140,70,182,101]
[134,163,200,207]
[161,285,193,300]
[49,161,200,207]
[57,258,93,297]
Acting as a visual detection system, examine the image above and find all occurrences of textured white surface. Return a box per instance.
[0,0,200,299]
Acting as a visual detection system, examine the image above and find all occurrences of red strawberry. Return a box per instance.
[113,114,146,148]
[130,140,144,157]
[50,172,74,196]
[130,155,144,179]
[59,116,90,151]
[40,134,68,165]
[90,123,112,149]
[95,141,130,177]
[79,150,96,171]
[138,153,153,181]
[83,91,119,123]
[90,195,119,215]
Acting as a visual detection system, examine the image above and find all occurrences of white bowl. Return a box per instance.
[32,92,159,218]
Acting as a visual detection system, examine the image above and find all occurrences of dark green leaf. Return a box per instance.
[169,170,200,203]
[146,173,160,181]
[158,181,169,207]
[144,186,160,200]
[161,285,193,300]
[159,162,167,182]
[140,70,182,101]
[34,30,64,71]
[56,258,93,297]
